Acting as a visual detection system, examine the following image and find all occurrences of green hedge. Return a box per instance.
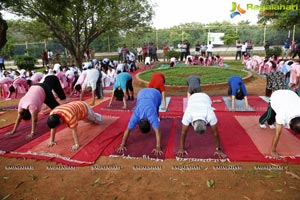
[165,50,181,60]
[14,55,37,70]
[265,46,283,57]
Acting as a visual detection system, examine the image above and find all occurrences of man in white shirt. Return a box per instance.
[259,89,300,159]
[206,41,213,57]
[176,92,227,158]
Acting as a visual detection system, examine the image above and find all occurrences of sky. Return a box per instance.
[2,0,261,29]
[151,0,260,29]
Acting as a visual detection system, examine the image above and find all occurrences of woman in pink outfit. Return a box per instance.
[8,71,29,99]
[55,70,68,92]
[27,72,44,86]
[289,62,300,93]
[6,82,60,139]
[216,55,224,67]
[0,76,13,99]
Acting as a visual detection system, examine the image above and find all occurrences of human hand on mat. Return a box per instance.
[176,149,188,157]
[116,145,127,153]
[214,150,227,159]
[213,99,222,103]
[122,105,127,110]
[160,106,166,111]
[271,151,281,160]
[5,130,15,136]
[26,133,34,140]
[152,147,163,156]
[47,141,57,148]
[245,105,249,110]
[71,144,80,151]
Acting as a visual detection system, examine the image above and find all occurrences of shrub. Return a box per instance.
[265,46,282,57]
[14,55,37,70]
[165,50,181,60]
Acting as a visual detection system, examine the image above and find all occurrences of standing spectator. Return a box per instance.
[200,42,207,57]
[130,44,137,57]
[41,49,48,67]
[264,41,270,56]
[283,38,292,59]
[292,40,300,59]
[169,43,174,51]
[180,41,187,61]
[85,48,91,60]
[206,41,213,57]
[117,46,123,62]
[148,42,155,62]
[162,43,169,62]
[177,41,183,60]
[241,41,247,57]
[152,44,159,62]
[195,41,201,56]
[0,54,5,70]
[235,41,242,60]
[246,40,253,56]
[122,44,129,62]
[142,43,148,62]
[186,40,191,56]
[136,45,143,63]
[47,50,53,65]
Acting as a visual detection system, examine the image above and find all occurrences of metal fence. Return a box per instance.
[7,24,300,59]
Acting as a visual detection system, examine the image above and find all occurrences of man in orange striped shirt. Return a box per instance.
[46,101,102,151]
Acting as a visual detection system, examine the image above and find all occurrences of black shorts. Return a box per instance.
[34,83,59,109]
[126,78,133,92]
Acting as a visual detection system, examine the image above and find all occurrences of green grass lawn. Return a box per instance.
[139,61,248,86]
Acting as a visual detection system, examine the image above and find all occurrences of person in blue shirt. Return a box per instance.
[283,38,291,59]
[0,55,5,71]
[227,76,249,111]
[108,72,134,109]
[116,88,163,156]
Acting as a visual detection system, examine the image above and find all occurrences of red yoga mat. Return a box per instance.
[11,116,119,165]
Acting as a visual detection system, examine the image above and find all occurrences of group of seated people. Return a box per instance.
[167,55,224,67]
[242,53,300,94]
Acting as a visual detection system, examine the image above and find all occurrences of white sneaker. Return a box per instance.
[269,124,276,129]
[260,124,267,129]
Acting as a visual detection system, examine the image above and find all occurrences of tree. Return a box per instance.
[257,0,300,29]
[0,0,154,66]
[0,13,8,51]
[221,29,239,45]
